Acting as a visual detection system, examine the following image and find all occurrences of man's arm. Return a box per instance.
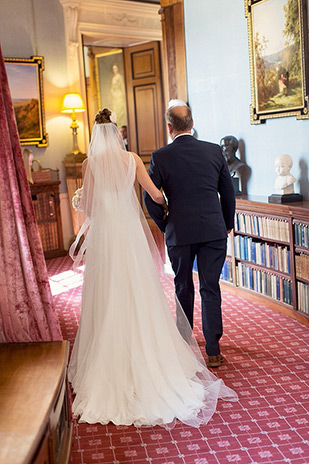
[143,152,167,232]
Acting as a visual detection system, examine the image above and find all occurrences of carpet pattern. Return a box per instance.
[47,256,309,464]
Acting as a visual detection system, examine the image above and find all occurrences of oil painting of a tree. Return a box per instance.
[251,0,305,114]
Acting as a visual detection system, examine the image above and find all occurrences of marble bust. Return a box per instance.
[274,154,296,195]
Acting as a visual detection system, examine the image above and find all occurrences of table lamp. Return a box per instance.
[61,92,85,154]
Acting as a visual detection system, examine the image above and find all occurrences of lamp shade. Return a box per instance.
[61,93,85,113]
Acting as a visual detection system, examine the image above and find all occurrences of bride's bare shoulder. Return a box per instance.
[130,151,141,165]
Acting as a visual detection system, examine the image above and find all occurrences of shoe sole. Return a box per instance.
[207,355,225,368]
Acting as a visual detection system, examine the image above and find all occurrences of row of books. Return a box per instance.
[220,260,233,283]
[32,193,56,222]
[234,235,290,274]
[235,213,289,242]
[236,262,292,305]
[294,223,309,249]
[38,222,59,251]
[295,253,309,282]
[297,281,309,314]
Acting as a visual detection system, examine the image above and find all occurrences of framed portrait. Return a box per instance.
[95,49,128,129]
[245,0,309,124]
[4,56,48,146]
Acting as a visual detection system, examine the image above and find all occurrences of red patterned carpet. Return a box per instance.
[47,256,309,464]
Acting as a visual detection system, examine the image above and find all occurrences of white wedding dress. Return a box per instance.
[68,123,238,428]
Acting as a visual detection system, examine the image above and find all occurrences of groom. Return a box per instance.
[144,102,235,368]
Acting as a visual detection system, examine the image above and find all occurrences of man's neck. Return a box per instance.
[171,131,192,141]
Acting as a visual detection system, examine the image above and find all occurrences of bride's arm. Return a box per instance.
[132,152,166,205]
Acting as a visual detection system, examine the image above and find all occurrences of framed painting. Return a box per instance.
[95,49,128,129]
[4,56,48,146]
[245,0,309,123]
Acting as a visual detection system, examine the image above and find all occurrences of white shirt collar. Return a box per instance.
[173,132,193,141]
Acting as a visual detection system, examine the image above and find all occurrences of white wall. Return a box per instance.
[183,0,309,199]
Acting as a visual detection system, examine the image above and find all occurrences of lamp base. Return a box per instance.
[70,149,85,156]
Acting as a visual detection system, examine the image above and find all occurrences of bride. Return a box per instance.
[68,108,238,428]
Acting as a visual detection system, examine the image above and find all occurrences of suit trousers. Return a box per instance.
[167,238,227,356]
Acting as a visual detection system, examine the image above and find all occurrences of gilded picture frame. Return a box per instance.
[4,56,48,146]
[245,0,309,124]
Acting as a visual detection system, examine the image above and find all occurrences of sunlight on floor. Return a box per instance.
[49,267,84,295]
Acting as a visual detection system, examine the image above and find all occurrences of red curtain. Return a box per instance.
[0,46,62,342]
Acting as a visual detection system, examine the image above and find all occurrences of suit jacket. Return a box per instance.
[144,135,235,246]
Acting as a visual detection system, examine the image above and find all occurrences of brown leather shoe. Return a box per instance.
[207,354,225,368]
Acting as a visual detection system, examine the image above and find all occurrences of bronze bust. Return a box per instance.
[220,135,244,177]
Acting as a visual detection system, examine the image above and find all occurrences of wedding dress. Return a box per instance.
[68,122,238,428]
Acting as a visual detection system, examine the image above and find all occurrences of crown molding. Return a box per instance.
[59,0,161,46]
[58,0,161,18]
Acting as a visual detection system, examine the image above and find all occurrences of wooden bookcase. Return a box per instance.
[221,195,309,320]
[30,181,67,259]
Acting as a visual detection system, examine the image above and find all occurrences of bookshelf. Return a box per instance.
[30,181,67,259]
[221,195,309,320]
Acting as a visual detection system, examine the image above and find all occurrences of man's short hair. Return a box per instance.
[165,106,193,132]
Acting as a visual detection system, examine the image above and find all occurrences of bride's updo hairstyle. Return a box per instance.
[95,108,112,124]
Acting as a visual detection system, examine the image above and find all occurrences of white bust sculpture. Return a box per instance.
[274,154,296,195]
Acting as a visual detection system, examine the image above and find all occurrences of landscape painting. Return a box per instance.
[246,0,309,123]
[4,57,48,146]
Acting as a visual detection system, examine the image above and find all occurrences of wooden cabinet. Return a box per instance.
[30,182,66,259]
[220,195,309,320]
[0,341,72,464]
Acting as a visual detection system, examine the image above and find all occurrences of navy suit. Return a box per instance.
[144,134,235,356]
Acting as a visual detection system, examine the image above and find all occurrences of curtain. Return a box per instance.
[0,46,62,342]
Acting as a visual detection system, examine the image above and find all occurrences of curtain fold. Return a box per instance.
[0,46,62,342]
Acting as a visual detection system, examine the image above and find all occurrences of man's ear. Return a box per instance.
[167,123,173,134]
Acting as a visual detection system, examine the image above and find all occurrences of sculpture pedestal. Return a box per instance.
[232,177,241,196]
[268,193,303,204]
